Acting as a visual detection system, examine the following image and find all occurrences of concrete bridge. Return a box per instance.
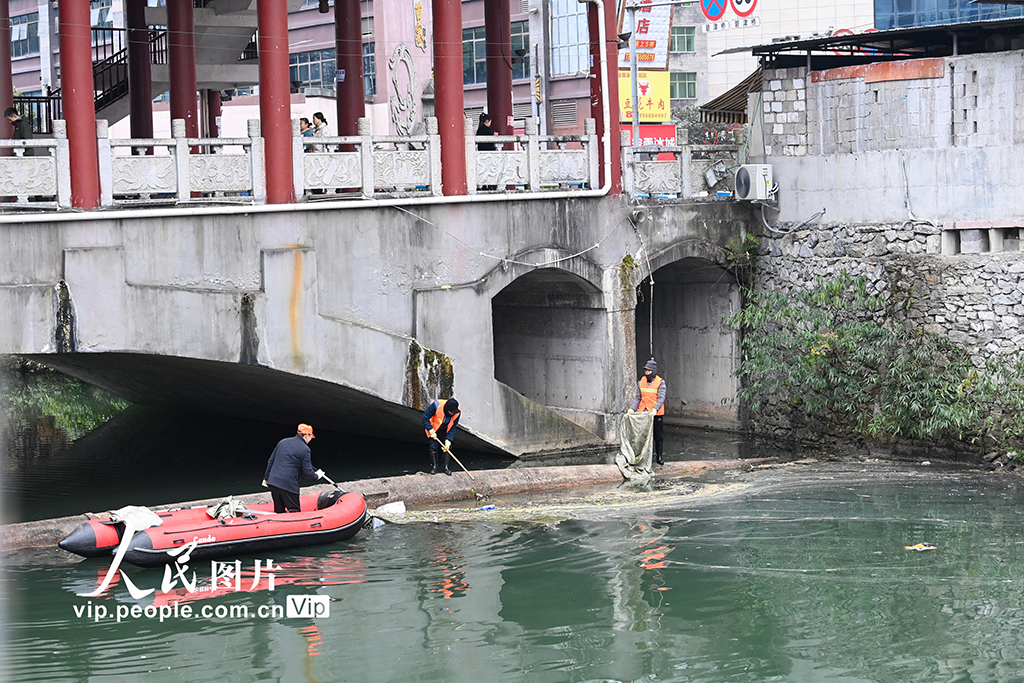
[1,195,750,457]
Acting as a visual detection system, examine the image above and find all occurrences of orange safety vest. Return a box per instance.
[426,399,461,436]
[638,376,664,416]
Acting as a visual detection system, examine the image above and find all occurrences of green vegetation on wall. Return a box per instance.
[727,271,1024,456]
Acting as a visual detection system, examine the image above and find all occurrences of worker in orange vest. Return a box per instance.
[629,358,666,465]
[422,398,461,475]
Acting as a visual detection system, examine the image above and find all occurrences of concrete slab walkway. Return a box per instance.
[2,458,761,551]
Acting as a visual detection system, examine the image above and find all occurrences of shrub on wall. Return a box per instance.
[727,270,1024,455]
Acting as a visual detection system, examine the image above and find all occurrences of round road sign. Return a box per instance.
[701,0,727,22]
[730,0,757,18]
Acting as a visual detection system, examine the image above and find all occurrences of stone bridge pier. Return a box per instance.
[1,197,749,457]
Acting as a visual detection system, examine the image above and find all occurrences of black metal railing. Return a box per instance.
[151,29,169,64]
[15,27,170,134]
[11,95,62,136]
[239,31,258,61]
[91,27,128,64]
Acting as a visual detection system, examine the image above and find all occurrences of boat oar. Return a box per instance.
[432,436,475,481]
[319,472,344,490]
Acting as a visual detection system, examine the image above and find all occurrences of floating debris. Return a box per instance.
[904,542,937,551]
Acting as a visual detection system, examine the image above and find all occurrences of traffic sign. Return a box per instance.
[700,0,727,22]
[730,0,757,17]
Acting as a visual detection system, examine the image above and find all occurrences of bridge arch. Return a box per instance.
[634,240,741,427]
[491,266,608,431]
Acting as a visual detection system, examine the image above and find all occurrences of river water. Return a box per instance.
[6,458,1024,682]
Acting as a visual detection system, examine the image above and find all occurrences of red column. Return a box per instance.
[126,0,153,141]
[258,0,294,203]
[484,0,512,137]
[168,0,198,138]
[206,90,222,137]
[588,0,621,193]
[335,0,364,138]
[58,0,100,208]
[0,0,12,146]
[432,0,467,195]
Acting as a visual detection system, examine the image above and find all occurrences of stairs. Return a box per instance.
[13,0,306,134]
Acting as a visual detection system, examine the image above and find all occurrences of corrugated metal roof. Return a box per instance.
[698,68,761,124]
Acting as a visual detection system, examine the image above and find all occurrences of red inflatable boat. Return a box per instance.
[59,490,367,567]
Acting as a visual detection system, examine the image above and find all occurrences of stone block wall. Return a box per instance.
[761,68,808,157]
[760,51,1024,157]
[751,220,1024,438]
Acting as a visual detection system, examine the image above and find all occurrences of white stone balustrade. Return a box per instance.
[294,116,442,198]
[465,118,599,194]
[100,118,266,205]
[620,130,740,199]
[0,119,70,207]
[0,116,604,210]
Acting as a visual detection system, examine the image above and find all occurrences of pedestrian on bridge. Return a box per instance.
[629,358,666,465]
[262,424,325,513]
[422,399,461,476]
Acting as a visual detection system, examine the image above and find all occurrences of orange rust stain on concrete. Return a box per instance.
[864,57,944,83]
[811,65,868,83]
[812,57,944,84]
[290,248,304,366]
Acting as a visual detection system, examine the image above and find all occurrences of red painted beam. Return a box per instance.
[484,0,513,138]
[589,0,620,193]
[258,0,295,203]
[126,0,154,141]
[206,89,222,138]
[335,0,365,139]
[168,0,199,138]
[58,0,100,208]
[432,0,467,195]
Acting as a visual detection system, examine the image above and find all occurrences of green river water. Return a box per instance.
[5,460,1024,682]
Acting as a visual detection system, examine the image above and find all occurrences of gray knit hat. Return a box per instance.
[644,358,657,372]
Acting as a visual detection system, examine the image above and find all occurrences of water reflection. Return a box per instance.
[2,405,511,523]
[9,463,1024,681]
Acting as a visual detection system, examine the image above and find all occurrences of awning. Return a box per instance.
[698,68,761,124]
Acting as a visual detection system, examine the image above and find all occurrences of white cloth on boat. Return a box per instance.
[615,412,655,486]
[109,505,163,529]
[207,496,248,519]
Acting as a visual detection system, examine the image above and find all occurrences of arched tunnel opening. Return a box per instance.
[634,257,741,427]
[491,268,607,434]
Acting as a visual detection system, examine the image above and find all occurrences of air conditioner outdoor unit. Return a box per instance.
[734,164,773,201]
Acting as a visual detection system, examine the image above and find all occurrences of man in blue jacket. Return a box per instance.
[263,423,324,513]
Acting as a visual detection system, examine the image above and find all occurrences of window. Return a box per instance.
[363,42,376,97]
[670,26,695,53]
[512,21,530,80]
[874,0,1020,29]
[670,72,696,99]
[90,0,113,28]
[463,26,487,84]
[11,13,39,59]
[289,50,337,90]
[549,0,589,76]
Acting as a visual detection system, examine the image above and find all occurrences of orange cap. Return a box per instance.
[297,423,315,439]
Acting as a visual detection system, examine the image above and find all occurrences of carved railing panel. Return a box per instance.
[189,154,252,193]
[111,156,176,195]
[477,151,527,186]
[374,150,429,188]
[304,152,361,189]
[635,160,681,195]
[539,150,588,184]
[0,157,57,196]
